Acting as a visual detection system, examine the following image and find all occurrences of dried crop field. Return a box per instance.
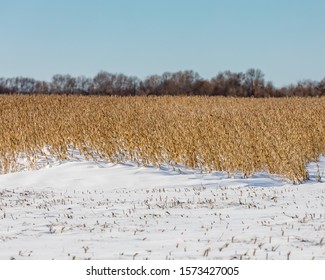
[0,95,324,183]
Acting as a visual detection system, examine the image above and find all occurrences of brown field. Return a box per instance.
[0,95,324,183]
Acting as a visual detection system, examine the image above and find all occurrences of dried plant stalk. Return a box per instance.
[0,95,324,183]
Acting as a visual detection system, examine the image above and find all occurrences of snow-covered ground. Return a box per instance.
[0,157,325,260]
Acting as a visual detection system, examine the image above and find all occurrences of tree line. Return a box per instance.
[1,68,324,97]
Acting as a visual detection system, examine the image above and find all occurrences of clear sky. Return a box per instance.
[0,0,324,86]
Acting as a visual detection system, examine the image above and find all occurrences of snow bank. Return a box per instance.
[0,157,324,259]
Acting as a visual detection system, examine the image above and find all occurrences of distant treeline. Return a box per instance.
[1,69,325,97]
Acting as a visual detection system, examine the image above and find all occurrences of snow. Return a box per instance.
[0,157,325,260]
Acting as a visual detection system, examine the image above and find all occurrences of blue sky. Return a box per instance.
[0,0,324,86]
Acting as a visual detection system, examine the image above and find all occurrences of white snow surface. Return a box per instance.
[0,157,325,260]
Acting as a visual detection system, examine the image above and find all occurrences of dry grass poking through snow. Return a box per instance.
[0,95,324,183]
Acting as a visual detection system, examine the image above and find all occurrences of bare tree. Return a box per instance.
[243,68,265,97]
[0,69,323,97]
